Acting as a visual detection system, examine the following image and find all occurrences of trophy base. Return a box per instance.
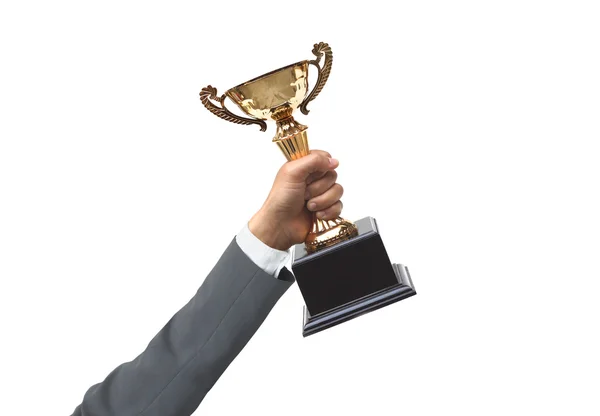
[302,264,415,337]
[291,216,416,337]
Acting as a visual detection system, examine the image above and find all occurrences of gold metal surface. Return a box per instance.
[199,85,267,132]
[226,61,309,121]
[200,42,357,252]
[300,42,333,116]
[306,216,359,253]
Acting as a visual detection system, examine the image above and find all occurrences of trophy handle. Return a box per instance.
[199,85,267,132]
[299,42,333,115]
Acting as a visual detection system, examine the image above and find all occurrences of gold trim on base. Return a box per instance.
[305,216,358,253]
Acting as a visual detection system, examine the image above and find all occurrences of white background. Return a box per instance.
[1,1,599,415]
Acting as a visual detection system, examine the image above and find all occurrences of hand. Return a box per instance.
[248,150,344,251]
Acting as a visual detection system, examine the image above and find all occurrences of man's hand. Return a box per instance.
[248,150,344,251]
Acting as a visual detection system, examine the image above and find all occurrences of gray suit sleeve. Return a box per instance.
[70,237,295,416]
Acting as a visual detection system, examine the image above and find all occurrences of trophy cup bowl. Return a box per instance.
[226,61,309,120]
[200,42,416,336]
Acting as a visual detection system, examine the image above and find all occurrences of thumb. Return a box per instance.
[282,153,339,182]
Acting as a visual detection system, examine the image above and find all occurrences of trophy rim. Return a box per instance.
[226,60,309,93]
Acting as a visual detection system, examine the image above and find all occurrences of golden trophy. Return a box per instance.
[200,42,416,336]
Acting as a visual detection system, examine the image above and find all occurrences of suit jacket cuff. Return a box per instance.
[236,222,291,278]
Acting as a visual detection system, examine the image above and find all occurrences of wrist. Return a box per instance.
[248,209,289,251]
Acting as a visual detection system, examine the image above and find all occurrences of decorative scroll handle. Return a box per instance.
[199,85,267,132]
[299,42,333,115]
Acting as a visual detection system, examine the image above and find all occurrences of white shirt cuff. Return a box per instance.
[235,223,291,278]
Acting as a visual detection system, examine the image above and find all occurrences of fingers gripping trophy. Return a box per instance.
[200,42,416,337]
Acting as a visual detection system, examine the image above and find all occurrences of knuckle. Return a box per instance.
[307,154,323,170]
[319,154,329,166]
[328,202,342,216]
[312,149,331,158]
[280,164,293,177]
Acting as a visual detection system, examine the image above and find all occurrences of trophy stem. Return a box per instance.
[273,115,358,253]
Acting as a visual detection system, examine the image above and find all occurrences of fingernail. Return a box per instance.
[328,158,339,167]
[308,202,317,210]
[317,211,326,219]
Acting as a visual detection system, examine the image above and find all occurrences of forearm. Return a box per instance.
[71,238,294,416]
